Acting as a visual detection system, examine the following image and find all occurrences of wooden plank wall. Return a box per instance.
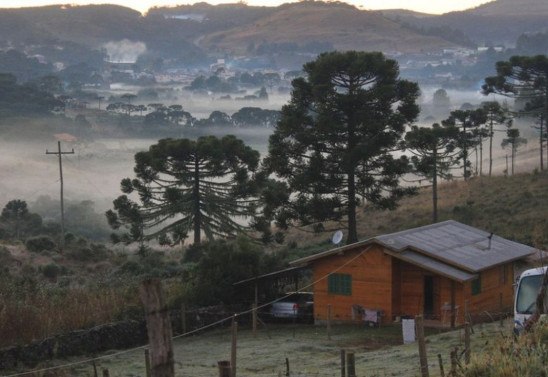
[311,245,516,325]
[312,245,393,324]
[465,264,514,321]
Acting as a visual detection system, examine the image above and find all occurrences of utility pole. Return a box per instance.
[46,141,74,252]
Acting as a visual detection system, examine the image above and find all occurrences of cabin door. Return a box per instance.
[424,276,435,319]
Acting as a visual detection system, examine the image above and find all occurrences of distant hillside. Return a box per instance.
[465,0,548,16]
[378,9,435,19]
[283,171,548,256]
[0,4,206,67]
[1,0,547,68]
[5,5,142,46]
[387,0,548,46]
[198,1,456,54]
[146,2,276,38]
[0,2,469,71]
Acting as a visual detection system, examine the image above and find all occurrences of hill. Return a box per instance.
[0,4,207,67]
[283,171,548,257]
[3,5,142,46]
[0,2,460,62]
[387,0,548,46]
[1,0,548,63]
[466,0,548,17]
[196,1,457,54]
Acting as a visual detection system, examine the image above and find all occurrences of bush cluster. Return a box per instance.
[460,321,548,376]
[25,235,57,253]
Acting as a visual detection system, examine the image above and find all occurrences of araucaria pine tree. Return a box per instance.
[106,135,261,245]
[265,51,419,244]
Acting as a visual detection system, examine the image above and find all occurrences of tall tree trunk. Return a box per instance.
[489,120,494,176]
[479,135,483,176]
[347,170,357,244]
[540,114,545,171]
[193,157,201,244]
[432,148,438,223]
[543,88,548,171]
[512,144,516,175]
[346,100,358,245]
[463,124,469,180]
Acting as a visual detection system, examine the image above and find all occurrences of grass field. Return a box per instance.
[15,319,516,377]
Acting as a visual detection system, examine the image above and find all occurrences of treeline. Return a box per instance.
[0,73,62,116]
[0,197,111,243]
[187,70,286,94]
[105,103,280,129]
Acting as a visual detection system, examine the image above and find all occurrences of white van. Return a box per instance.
[514,266,548,333]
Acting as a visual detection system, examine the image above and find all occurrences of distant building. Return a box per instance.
[164,13,206,22]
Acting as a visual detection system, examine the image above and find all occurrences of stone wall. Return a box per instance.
[0,320,147,369]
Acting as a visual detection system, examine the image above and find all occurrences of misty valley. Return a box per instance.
[0,1,547,376]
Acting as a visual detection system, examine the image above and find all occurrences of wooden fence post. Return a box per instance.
[92,361,98,377]
[181,303,187,335]
[450,281,456,328]
[252,303,257,336]
[416,315,429,377]
[464,300,474,334]
[450,347,458,376]
[340,349,346,377]
[139,279,175,377]
[327,304,332,340]
[231,315,238,377]
[285,357,290,376]
[499,293,504,328]
[145,348,152,377]
[437,354,445,377]
[346,352,356,377]
[464,322,471,365]
[217,361,231,377]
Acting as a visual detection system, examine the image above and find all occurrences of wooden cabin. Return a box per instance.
[289,221,536,327]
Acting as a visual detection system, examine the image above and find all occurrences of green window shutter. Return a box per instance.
[471,275,481,296]
[328,273,352,296]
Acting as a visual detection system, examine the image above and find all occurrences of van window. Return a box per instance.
[516,275,543,314]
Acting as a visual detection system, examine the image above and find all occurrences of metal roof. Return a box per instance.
[375,220,537,272]
[383,249,477,282]
[289,220,537,277]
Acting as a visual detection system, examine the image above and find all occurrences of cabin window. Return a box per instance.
[472,275,482,296]
[328,273,352,296]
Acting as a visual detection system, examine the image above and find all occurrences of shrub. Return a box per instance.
[41,263,61,279]
[25,235,56,252]
[0,245,11,260]
[118,260,144,275]
[65,243,110,262]
[460,322,548,377]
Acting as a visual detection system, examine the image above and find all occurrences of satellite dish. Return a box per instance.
[332,230,343,245]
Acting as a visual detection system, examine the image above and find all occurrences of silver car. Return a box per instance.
[270,292,314,322]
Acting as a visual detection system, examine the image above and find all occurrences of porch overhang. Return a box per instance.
[383,248,477,282]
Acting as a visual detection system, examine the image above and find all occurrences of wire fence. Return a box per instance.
[0,304,517,377]
[0,240,527,377]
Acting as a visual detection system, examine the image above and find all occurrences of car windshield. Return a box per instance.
[516,275,543,314]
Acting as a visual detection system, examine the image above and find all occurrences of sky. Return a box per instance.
[0,0,494,15]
